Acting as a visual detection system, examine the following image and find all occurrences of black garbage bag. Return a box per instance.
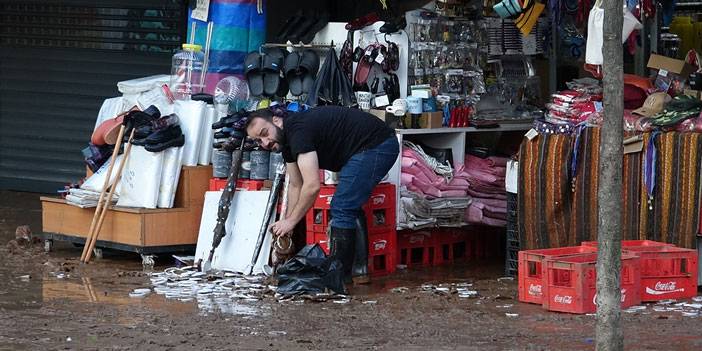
[306,48,356,108]
[276,244,346,295]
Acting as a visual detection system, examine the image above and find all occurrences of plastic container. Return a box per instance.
[542,253,641,314]
[170,43,205,100]
[249,150,270,180]
[623,245,698,301]
[212,150,232,178]
[517,245,598,304]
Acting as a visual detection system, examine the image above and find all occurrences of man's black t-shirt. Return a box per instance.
[281,106,394,172]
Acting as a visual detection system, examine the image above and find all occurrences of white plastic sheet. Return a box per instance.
[194,191,273,275]
[198,104,216,165]
[116,146,164,209]
[117,74,171,95]
[80,154,124,194]
[157,146,184,208]
[174,100,206,166]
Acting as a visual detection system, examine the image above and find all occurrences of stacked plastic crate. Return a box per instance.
[305,183,397,276]
[518,240,698,314]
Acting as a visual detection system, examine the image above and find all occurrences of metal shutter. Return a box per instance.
[0,0,186,192]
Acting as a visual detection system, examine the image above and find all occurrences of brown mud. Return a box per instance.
[0,190,700,350]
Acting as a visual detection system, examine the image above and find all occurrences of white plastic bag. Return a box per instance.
[198,105,216,165]
[585,3,642,65]
[174,100,206,166]
[157,146,184,208]
[116,146,164,208]
[80,154,124,194]
[117,74,171,95]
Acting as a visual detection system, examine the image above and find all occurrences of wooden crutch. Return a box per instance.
[80,124,126,262]
[82,128,136,263]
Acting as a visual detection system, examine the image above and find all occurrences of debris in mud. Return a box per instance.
[148,266,276,308]
[275,292,349,303]
[18,274,30,281]
[505,313,518,318]
[391,287,409,294]
[129,288,152,298]
[497,277,514,283]
[692,296,702,302]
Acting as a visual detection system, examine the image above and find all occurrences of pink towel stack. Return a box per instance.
[459,155,509,227]
[400,148,469,198]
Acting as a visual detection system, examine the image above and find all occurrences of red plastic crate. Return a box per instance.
[542,253,641,314]
[434,228,471,265]
[362,186,396,234]
[623,246,698,301]
[581,240,674,248]
[397,229,436,267]
[518,246,598,304]
[368,230,397,276]
[209,178,228,191]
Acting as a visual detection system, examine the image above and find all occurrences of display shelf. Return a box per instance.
[388,123,532,230]
[396,123,534,135]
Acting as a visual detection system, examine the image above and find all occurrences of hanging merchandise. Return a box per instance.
[306,48,356,107]
[187,1,266,93]
[585,2,643,65]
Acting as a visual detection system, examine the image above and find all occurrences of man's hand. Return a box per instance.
[269,218,296,237]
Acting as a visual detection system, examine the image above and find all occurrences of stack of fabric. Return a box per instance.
[66,188,118,208]
[458,155,509,227]
[545,78,603,125]
[399,143,472,229]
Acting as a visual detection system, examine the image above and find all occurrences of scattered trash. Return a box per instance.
[692,296,702,302]
[362,300,377,305]
[268,331,287,336]
[66,337,72,342]
[496,304,513,308]
[332,298,351,304]
[458,290,479,298]
[656,299,676,305]
[148,266,276,311]
[683,303,702,309]
[18,275,30,281]
[505,313,518,318]
[497,277,514,282]
[396,264,408,270]
[391,287,409,294]
[681,311,699,317]
[129,288,151,298]
[624,306,647,313]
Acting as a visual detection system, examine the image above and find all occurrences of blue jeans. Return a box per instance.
[330,136,399,229]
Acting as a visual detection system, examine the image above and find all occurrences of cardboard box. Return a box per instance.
[648,54,695,78]
[369,108,386,121]
[403,112,444,129]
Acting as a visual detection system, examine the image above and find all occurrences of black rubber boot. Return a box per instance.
[328,226,355,283]
[352,211,370,284]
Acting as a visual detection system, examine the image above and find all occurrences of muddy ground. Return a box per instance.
[0,190,701,351]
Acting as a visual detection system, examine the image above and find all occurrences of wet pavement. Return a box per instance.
[1,190,702,350]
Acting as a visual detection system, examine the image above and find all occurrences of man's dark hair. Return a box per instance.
[245,108,274,131]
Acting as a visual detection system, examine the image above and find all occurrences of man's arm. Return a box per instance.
[284,162,302,219]
[269,152,320,236]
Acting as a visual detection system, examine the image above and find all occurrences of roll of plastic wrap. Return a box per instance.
[116,146,164,209]
[157,146,184,208]
[249,150,270,180]
[174,99,206,166]
[198,104,216,165]
[239,151,251,179]
[268,152,284,180]
[212,150,232,178]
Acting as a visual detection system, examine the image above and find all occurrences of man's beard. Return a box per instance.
[270,124,285,152]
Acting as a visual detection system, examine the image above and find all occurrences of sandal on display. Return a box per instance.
[244,52,264,97]
[284,52,304,96]
[300,49,320,95]
[262,48,286,97]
